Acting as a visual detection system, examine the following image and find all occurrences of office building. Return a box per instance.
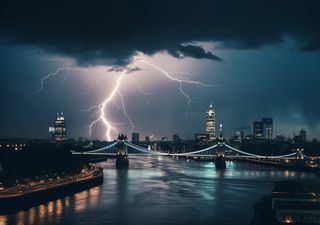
[206,104,216,141]
[131,132,139,143]
[262,118,273,139]
[253,121,264,139]
[49,112,67,142]
[253,118,273,140]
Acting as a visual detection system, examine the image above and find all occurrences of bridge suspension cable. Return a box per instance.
[75,141,299,159]
[224,144,297,159]
[171,144,218,156]
[124,141,168,155]
[82,141,118,154]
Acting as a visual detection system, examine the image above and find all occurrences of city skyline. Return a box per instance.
[1,1,320,140]
[44,107,313,142]
[1,2,320,224]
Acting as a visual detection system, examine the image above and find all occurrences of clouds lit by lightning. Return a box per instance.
[129,75,155,104]
[32,54,213,141]
[117,91,136,133]
[139,60,212,117]
[87,71,125,141]
[30,66,88,95]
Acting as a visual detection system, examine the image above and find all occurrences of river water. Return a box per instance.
[0,156,318,225]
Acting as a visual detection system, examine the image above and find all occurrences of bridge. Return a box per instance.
[72,135,308,169]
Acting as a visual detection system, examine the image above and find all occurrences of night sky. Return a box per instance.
[1,0,320,140]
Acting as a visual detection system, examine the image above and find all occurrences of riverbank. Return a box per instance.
[0,165,103,213]
[191,156,320,175]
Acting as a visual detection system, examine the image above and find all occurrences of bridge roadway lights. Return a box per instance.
[75,141,307,170]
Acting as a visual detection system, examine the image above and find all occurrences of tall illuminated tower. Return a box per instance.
[206,104,216,141]
[49,112,67,141]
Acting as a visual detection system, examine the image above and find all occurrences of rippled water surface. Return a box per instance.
[1,156,318,225]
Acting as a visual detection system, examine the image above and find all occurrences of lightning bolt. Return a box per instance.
[30,67,87,95]
[140,60,212,117]
[72,75,108,98]
[87,70,126,141]
[129,75,155,104]
[117,91,136,133]
[32,56,213,141]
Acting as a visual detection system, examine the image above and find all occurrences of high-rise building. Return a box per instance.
[206,104,216,141]
[262,118,273,139]
[253,121,264,139]
[299,128,307,141]
[49,112,67,141]
[131,132,139,143]
[253,118,273,140]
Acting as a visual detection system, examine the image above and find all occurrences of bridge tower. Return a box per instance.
[116,134,129,168]
[215,123,226,169]
[295,148,306,168]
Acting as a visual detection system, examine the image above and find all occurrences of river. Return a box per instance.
[0,156,318,225]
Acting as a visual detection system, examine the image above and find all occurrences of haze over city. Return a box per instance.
[1,1,320,140]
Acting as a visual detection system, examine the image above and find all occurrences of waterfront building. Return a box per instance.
[272,181,320,224]
[253,118,273,140]
[252,181,320,225]
[206,104,216,141]
[131,132,139,143]
[49,112,67,142]
[0,139,28,151]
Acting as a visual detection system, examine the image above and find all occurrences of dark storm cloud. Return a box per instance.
[0,0,319,66]
[108,66,142,73]
[169,44,223,61]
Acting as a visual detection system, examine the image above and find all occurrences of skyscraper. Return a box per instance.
[206,104,216,141]
[49,112,67,141]
[253,118,273,140]
[131,132,140,143]
[262,118,273,139]
[253,121,264,139]
[299,128,307,141]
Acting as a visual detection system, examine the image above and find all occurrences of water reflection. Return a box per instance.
[1,158,318,225]
[1,186,102,225]
[0,215,7,225]
[116,169,129,225]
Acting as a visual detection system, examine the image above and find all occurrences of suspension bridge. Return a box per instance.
[72,135,307,168]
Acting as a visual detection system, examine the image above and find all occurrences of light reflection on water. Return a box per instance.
[1,156,318,225]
